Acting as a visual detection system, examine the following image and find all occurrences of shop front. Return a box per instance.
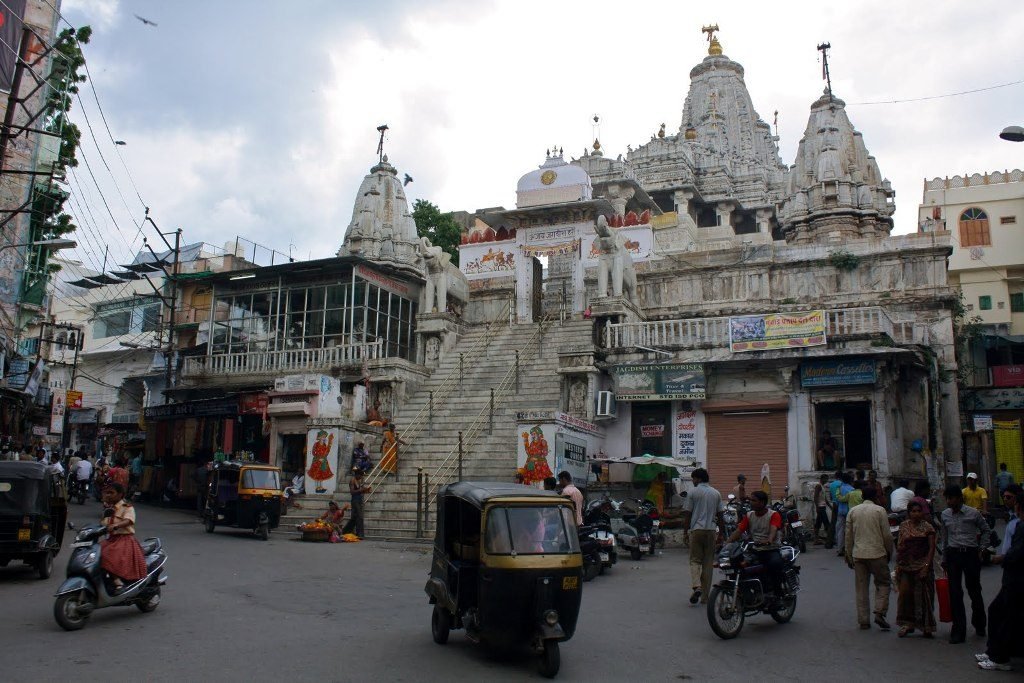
[703,399,790,499]
[963,386,1024,494]
[801,358,880,472]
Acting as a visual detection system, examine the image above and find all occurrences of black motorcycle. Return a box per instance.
[578,524,603,582]
[707,541,800,639]
[67,478,89,505]
[583,500,618,573]
[53,522,167,631]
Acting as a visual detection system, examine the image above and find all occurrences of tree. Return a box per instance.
[411,199,461,266]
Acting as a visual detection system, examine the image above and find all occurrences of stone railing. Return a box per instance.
[182,340,383,378]
[925,169,1023,191]
[605,306,913,350]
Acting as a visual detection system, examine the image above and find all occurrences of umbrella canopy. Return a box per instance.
[630,455,680,483]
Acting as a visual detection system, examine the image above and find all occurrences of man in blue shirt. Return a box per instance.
[996,463,1014,497]
[828,470,844,550]
[834,472,854,557]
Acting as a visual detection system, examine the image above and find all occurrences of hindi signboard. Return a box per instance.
[729,310,826,353]
[612,363,706,401]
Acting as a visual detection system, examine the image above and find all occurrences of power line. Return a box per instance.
[847,79,1024,106]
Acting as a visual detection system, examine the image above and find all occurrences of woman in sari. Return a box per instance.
[379,426,404,481]
[100,483,147,590]
[895,500,937,638]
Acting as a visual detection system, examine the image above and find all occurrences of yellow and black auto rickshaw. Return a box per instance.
[425,482,583,678]
[0,461,67,579]
[202,461,281,540]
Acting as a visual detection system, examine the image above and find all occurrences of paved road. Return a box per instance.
[0,502,1007,681]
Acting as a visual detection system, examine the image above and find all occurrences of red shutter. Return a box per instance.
[706,410,789,500]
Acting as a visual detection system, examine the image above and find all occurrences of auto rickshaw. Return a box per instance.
[424,482,583,678]
[202,461,281,540]
[0,461,67,579]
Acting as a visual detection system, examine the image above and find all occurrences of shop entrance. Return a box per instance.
[815,401,872,470]
[279,434,306,480]
[631,401,672,457]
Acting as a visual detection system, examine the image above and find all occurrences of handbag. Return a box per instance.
[935,576,952,623]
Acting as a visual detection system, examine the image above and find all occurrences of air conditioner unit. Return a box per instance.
[595,390,616,419]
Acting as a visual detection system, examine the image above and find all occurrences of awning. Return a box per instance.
[68,408,98,424]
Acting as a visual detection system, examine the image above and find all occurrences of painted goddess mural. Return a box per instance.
[520,425,553,485]
[307,429,336,493]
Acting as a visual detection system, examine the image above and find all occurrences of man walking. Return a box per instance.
[681,468,724,605]
[558,471,584,526]
[962,473,988,515]
[995,463,1014,498]
[976,484,1023,671]
[845,486,894,630]
[940,484,990,643]
[835,472,854,556]
[347,467,370,538]
[812,473,830,546]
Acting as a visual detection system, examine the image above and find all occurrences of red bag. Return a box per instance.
[935,576,952,623]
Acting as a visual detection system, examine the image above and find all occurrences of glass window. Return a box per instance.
[325,308,345,336]
[326,284,347,308]
[97,310,131,337]
[484,506,577,555]
[1011,292,1024,313]
[140,304,161,332]
[979,295,992,311]
[307,286,325,311]
[242,469,280,490]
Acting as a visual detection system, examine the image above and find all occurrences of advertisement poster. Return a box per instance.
[49,391,66,434]
[675,409,697,460]
[612,363,706,400]
[305,427,340,494]
[555,434,589,488]
[66,390,83,409]
[729,310,826,353]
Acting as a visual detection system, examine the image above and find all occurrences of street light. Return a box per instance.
[0,238,77,255]
[999,125,1024,142]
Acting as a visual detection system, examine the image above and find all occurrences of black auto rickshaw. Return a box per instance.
[425,482,583,678]
[0,461,67,579]
[202,461,281,540]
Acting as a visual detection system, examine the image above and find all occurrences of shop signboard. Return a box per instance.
[729,310,826,353]
[6,357,29,389]
[144,397,238,421]
[612,362,706,401]
[992,365,1024,388]
[32,425,46,436]
[963,388,1024,411]
[66,390,83,409]
[675,408,697,460]
[555,434,589,488]
[49,391,66,434]
[640,424,665,438]
[800,358,876,387]
[973,414,994,432]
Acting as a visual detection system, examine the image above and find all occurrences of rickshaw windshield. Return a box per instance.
[242,469,280,490]
[0,479,46,514]
[484,505,579,555]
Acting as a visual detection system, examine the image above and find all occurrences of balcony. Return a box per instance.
[181,340,383,380]
[174,307,210,327]
[603,306,918,351]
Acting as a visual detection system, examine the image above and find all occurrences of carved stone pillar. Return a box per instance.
[673,190,695,219]
[717,202,735,230]
[756,208,773,235]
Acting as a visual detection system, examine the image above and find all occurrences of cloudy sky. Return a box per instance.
[58,0,1024,271]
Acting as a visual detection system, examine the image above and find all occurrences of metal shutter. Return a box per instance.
[706,410,789,500]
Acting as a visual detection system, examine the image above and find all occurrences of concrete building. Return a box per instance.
[919,169,1024,491]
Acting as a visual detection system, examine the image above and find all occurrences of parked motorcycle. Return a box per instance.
[608,499,653,561]
[53,522,168,631]
[721,494,746,543]
[583,500,618,573]
[772,489,808,553]
[578,524,603,582]
[707,541,801,639]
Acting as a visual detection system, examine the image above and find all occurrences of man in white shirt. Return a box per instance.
[73,456,93,483]
[890,479,915,513]
[557,471,584,526]
[49,455,64,477]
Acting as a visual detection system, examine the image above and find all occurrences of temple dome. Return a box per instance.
[339,156,421,266]
[516,151,592,208]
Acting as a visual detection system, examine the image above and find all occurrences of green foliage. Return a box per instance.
[412,199,461,266]
[828,249,860,271]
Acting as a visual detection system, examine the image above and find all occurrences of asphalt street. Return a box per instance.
[0,501,1010,682]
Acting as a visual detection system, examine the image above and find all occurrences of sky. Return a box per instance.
[56,0,1024,271]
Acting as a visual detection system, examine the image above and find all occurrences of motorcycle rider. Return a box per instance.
[72,456,93,496]
[727,490,786,600]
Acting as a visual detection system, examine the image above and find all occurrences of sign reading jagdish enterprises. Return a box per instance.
[612,363,706,401]
[729,310,826,353]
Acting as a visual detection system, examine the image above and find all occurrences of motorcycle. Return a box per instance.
[608,499,653,561]
[578,524,603,582]
[771,489,807,553]
[721,494,747,543]
[583,500,618,572]
[707,541,801,639]
[53,522,168,631]
[888,511,906,545]
[67,478,89,505]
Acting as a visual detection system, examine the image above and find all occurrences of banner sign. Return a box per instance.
[675,409,697,459]
[50,391,66,434]
[993,365,1024,388]
[800,358,876,387]
[973,414,993,431]
[354,264,417,299]
[613,362,706,401]
[729,310,826,353]
[520,239,580,258]
[144,397,239,421]
[66,390,83,409]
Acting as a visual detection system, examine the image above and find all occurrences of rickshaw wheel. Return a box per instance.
[257,523,270,541]
[204,517,215,533]
[36,551,53,579]
[538,640,560,678]
[431,605,450,644]
[54,593,89,631]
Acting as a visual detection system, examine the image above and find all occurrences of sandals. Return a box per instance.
[897,626,913,638]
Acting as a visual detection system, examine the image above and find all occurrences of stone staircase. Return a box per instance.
[360,317,595,539]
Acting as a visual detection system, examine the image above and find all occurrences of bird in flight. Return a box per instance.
[134,14,158,26]
[403,174,414,187]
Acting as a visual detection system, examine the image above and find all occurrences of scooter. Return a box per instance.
[583,500,618,572]
[53,522,168,631]
[611,499,655,561]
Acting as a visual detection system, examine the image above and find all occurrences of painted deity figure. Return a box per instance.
[520,425,553,485]
[593,215,638,304]
[307,430,335,493]
[419,236,450,313]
